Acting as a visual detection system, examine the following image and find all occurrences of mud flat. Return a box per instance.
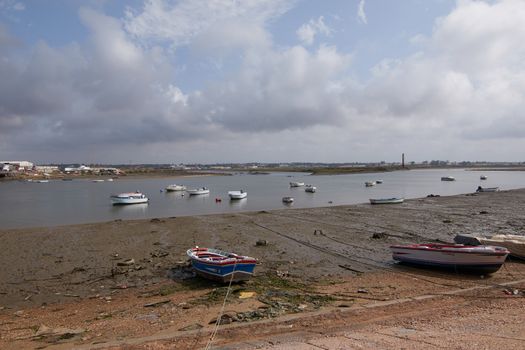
[1,189,525,349]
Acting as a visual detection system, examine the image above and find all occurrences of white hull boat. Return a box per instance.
[289,182,305,187]
[228,190,247,199]
[441,176,455,181]
[305,185,316,193]
[365,181,376,187]
[476,186,499,192]
[370,197,404,205]
[111,192,149,205]
[390,243,509,273]
[165,184,187,192]
[187,187,210,195]
[282,196,294,203]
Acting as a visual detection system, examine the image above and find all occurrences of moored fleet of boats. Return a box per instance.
[26,172,521,282]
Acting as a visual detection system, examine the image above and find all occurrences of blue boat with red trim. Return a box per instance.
[187,247,257,282]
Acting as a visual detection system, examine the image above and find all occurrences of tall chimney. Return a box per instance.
[402,153,405,168]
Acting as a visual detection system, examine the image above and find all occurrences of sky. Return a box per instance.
[1,0,524,164]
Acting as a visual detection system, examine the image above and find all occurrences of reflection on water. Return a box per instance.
[2,169,525,229]
[111,203,149,215]
[229,198,247,209]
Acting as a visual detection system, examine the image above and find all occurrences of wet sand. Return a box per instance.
[1,189,525,349]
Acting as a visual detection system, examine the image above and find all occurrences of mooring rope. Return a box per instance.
[204,259,238,350]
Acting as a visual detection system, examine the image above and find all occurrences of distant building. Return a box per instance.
[35,165,60,173]
[0,161,34,171]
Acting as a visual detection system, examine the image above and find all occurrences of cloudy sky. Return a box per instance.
[1,0,524,164]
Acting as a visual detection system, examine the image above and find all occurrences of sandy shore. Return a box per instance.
[1,189,525,349]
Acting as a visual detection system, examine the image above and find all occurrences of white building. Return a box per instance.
[35,165,60,173]
[0,161,34,170]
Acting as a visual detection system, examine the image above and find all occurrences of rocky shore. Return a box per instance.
[1,189,525,349]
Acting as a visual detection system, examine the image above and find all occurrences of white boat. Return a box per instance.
[92,179,104,182]
[36,180,49,183]
[365,181,376,187]
[480,175,487,180]
[110,192,149,205]
[106,178,114,182]
[165,184,187,192]
[228,190,247,199]
[282,196,294,203]
[187,187,210,195]
[305,185,316,193]
[289,182,305,187]
[455,234,525,260]
[390,243,509,273]
[441,176,455,181]
[476,186,499,192]
[370,197,404,205]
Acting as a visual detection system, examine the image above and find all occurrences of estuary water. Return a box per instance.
[1,168,524,229]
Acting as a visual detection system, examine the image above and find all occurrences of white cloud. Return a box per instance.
[357,0,367,24]
[3,0,525,163]
[296,16,332,46]
[124,0,295,47]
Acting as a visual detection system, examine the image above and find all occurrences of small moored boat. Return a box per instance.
[480,175,487,180]
[370,197,404,205]
[289,181,305,187]
[476,186,499,192]
[365,181,376,187]
[375,180,383,184]
[228,190,247,199]
[441,176,455,181]
[187,247,257,283]
[187,187,210,195]
[455,234,525,260]
[305,185,316,193]
[92,179,104,182]
[390,243,509,273]
[110,192,149,205]
[165,184,187,192]
[282,196,294,203]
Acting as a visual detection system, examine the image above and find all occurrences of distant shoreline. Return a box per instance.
[2,165,524,183]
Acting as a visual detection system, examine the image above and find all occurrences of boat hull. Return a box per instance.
[479,235,525,260]
[476,187,499,192]
[111,192,149,205]
[166,185,186,192]
[187,248,256,283]
[187,189,210,195]
[228,191,247,199]
[390,244,508,273]
[305,186,316,193]
[111,197,148,205]
[370,198,404,205]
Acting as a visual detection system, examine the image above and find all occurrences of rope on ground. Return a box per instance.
[204,260,237,350]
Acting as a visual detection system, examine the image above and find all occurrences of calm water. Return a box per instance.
[1,169,524,229]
